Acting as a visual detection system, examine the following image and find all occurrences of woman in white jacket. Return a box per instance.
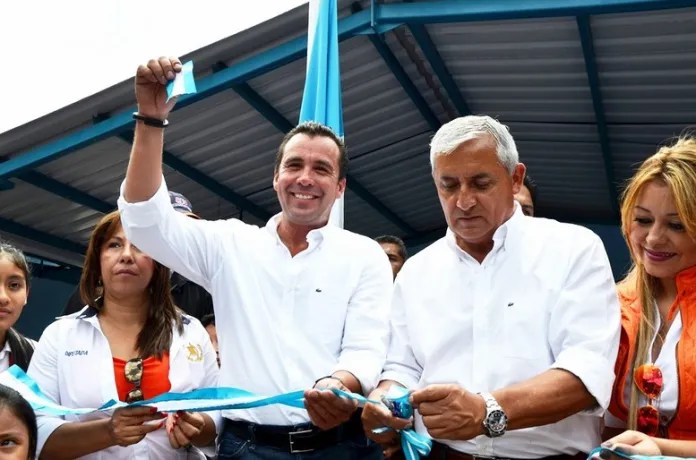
[28,211,220,459]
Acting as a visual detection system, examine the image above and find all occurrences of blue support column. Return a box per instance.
[576,15,620,218]
[407,24,471,117]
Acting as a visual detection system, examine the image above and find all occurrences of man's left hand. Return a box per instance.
[304,377,358,430]
[410,384,486,440]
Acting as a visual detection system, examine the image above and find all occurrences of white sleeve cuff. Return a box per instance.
[117,177,171,227]
[36,416,67,457]
[552,346,615,412]
[379,370,419,391]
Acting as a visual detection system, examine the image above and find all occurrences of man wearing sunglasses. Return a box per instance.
[362,115,621,459]
[118,57,392,459]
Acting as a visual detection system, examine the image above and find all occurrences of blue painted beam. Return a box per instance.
[1,0,691,180]
[232,83,293,132]
[231,82,417,234]
[367,34,441,131]
[576,15,620,217]
[18,171,113,213]
[407,23,471,117]
[346,179,417,234]
[377,0,696,24]
[0,10,374,181]
[116,132,272,221]
[0,216,86,254]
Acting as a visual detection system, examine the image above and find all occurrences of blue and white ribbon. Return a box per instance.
[0,366,305,416]
[166,60,197,102]
[368,386,432,460]
[1,366,431,459]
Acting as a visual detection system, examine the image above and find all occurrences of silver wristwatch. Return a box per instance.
[479,392,507,438]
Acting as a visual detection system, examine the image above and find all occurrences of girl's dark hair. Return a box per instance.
[0,242,30,291]
[0,242,35,371]
[80,211,182,358]
[0,384,37,459]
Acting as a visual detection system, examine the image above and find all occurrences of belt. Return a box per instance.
[223,412,365,454]
[429,442,588,460]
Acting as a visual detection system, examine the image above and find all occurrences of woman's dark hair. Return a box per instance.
[0,384,37,459]
[200,314,215,328]
[80,211,182,358]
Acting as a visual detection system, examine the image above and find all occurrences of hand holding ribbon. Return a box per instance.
[360,385,431,460]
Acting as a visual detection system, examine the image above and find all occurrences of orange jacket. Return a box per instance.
[608,265,696,440]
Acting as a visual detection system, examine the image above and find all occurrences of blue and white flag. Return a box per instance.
[300,0,345,228]
[166,60,197,102]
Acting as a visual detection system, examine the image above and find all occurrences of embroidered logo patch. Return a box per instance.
[186,343,203,362]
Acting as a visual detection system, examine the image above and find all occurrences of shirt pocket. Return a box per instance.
[500,301,551,376]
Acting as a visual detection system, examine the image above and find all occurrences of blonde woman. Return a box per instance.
[605,137,696,440]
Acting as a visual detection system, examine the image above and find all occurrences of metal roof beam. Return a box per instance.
[367,33,441,131]
[0,11,374,181]
[377,0,696,24]
[1,0,694,179]
[17,171,113,213]
[231,81,416,234]
[576,16,620,218]
[0,216,86,255]
[407,24,471,117]
[232,83,293,132]
[117,131,272,222]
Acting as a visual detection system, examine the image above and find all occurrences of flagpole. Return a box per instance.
[299,0,345,228]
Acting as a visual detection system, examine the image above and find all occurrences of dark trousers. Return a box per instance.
[218,420,383,459]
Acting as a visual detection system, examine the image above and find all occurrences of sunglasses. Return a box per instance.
[124,358,144,403]
[633,363,663,436]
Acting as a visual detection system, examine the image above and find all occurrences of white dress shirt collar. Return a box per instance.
[265,213,333,249]
[0,339,11,362]
[445,202,524,263]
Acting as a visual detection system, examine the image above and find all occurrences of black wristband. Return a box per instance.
[132,112,169,128]
[313,375,345,388]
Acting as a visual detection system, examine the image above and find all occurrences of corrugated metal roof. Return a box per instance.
[1,0,695,267]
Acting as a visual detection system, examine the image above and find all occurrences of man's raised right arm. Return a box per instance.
[124,56,182,203]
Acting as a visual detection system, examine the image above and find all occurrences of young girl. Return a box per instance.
[0,383,37,459]
[0,243,35,373]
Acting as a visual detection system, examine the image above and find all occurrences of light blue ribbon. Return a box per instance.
[166,60,197,102]
[2,366,431,459]
[344,386,431,460]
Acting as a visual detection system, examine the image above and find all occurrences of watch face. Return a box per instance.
[486,409,508,435]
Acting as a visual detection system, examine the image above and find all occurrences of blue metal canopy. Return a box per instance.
[0,0,694,267]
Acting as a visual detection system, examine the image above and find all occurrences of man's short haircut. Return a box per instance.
[274,121,348,180]
[375,235,408,261]
[200,313,215,328]
[430,115,519,174]
[523,174,538,206]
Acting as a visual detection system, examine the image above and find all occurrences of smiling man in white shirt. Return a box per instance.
[362,115,621,460]
[117,57,392,459]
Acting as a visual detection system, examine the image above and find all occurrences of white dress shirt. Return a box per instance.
[382,207,621,457]
[0,340,11,373]
[118,179,393,425]
[605,308,681,429]
[0,334,37,373]
[28,308,220,459]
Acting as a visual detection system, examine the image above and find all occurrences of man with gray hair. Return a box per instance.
[362,115,620,459]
